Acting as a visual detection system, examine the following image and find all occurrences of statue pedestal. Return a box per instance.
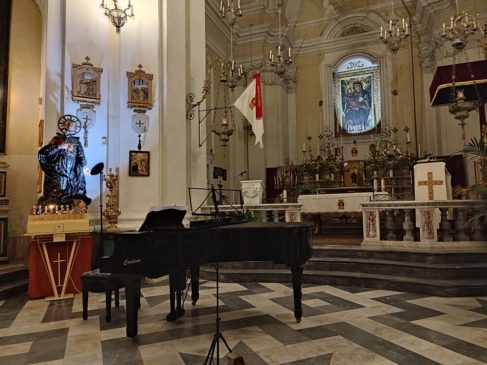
[241,180,264,205]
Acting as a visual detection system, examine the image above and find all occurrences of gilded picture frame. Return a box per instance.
[72,56,103,104]
[127,65,153,110]
[333,57,381,137]
[129,150,150,177]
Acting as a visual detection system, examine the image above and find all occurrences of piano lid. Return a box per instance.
[429,60,487,106]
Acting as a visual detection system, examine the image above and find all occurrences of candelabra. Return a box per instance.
[441,0,479,51]
[269,0,292,78]
[100,0,134,32]
[379,0,409,53]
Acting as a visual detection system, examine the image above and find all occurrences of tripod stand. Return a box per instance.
[204,263,232,365]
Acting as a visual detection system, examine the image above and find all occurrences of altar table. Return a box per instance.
[298,192,389,214]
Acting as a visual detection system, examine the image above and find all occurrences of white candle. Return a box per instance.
[269,49,272,60]
[380,26,383,37]
[442,23,446,35]
[406,132,410,143]
[288,47,291,58]
[389,19,392,30]
[282,189,287,200]
[303,143,306,152]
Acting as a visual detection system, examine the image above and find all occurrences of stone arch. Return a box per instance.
[321,12,385,41]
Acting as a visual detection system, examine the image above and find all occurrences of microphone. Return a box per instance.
[238,170,248,177]
[90,162,104,175]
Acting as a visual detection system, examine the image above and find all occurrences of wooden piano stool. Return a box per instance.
[81,269,124,322]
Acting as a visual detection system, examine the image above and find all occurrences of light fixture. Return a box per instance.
[269,0,292,78]
[218,0,244,90]
[449,89,478,142]
[219,0,242,27]
[100,0,134,32]
[379,0,409,53]
[441,0,479,51]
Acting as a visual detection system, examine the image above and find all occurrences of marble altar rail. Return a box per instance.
[361,200,487,249]
[201,203,302,223]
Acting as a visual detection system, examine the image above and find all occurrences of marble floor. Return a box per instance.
[2,278,487,365]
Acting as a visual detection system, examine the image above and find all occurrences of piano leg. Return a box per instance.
[121,274,142,337]
[166,270,186,322]
[190,265,200,305]
[291,267,303,323]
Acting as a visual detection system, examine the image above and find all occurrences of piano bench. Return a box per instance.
[81,269,124,322]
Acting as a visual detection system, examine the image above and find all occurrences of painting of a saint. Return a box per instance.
[332,56,381,137]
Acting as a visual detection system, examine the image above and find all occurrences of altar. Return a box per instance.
[298,192,389,214]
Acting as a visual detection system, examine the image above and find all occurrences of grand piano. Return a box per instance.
[101,191,313,337]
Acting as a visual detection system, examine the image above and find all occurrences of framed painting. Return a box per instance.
[72,56,103,104]
[0,171,6,197]
[129,150,150,177]
[127,65,153,110]
[333,56,381,137]
[474,160,486,184]
[0,217,7,257]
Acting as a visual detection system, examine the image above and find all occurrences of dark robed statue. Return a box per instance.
[38,116,91,207]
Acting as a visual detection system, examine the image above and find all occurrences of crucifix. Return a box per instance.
[418,171,444,200]
[52,251,66,287]
[82,114,90,147]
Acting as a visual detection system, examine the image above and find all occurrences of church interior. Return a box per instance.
[1,0,487,364]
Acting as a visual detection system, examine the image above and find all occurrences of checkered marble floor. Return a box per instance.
[2,279,487,365]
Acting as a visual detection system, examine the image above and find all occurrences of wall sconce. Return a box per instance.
[100,0,134,32]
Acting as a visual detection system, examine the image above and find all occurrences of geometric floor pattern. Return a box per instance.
[2,278,487,364]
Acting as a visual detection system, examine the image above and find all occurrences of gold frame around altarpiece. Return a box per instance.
[127,65,153,110]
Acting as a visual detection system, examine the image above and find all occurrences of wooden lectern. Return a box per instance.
[26,213,92,301]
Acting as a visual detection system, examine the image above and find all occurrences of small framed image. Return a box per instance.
[72,56,103,104]
[127,65,153,110]
[38,119,44,147]
[0,171,6,197]
[129,150,150,177]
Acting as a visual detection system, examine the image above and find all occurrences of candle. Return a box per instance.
[237,0,241,9]
[283,189,287,201]
[288,46,291,58]
[406,132,410,143]
[442,22,445,35]
[269,49,272,60]
[380,26,383,37]
[402,18,405,29]
[389,19,392,30]
[303,143,306,152]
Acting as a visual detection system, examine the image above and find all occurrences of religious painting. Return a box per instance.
[474,160,486,184]
[333,56,381,137]
[71,56,103,104]
[0,171,5,197]
[344,160,365,187]
[127,65,153,110]
[129,150,150,177]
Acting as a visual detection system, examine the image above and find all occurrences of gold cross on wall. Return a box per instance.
[418,171,443,200]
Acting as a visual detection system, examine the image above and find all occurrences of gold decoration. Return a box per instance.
[103,168,121,231]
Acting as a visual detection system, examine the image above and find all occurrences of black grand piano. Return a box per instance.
[100,191,313,337]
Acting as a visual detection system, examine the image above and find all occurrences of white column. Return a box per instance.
[41,0,64,138]
[188,0,208,205]
[160,0,188,205]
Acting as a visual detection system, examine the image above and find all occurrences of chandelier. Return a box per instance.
[441,0,479,51]
[100,0,134,32]
[218,0,244,90]
[269,0,292,78]
[379,0,409,53]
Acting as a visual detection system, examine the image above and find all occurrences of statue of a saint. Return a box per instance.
[38,125,91,207]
